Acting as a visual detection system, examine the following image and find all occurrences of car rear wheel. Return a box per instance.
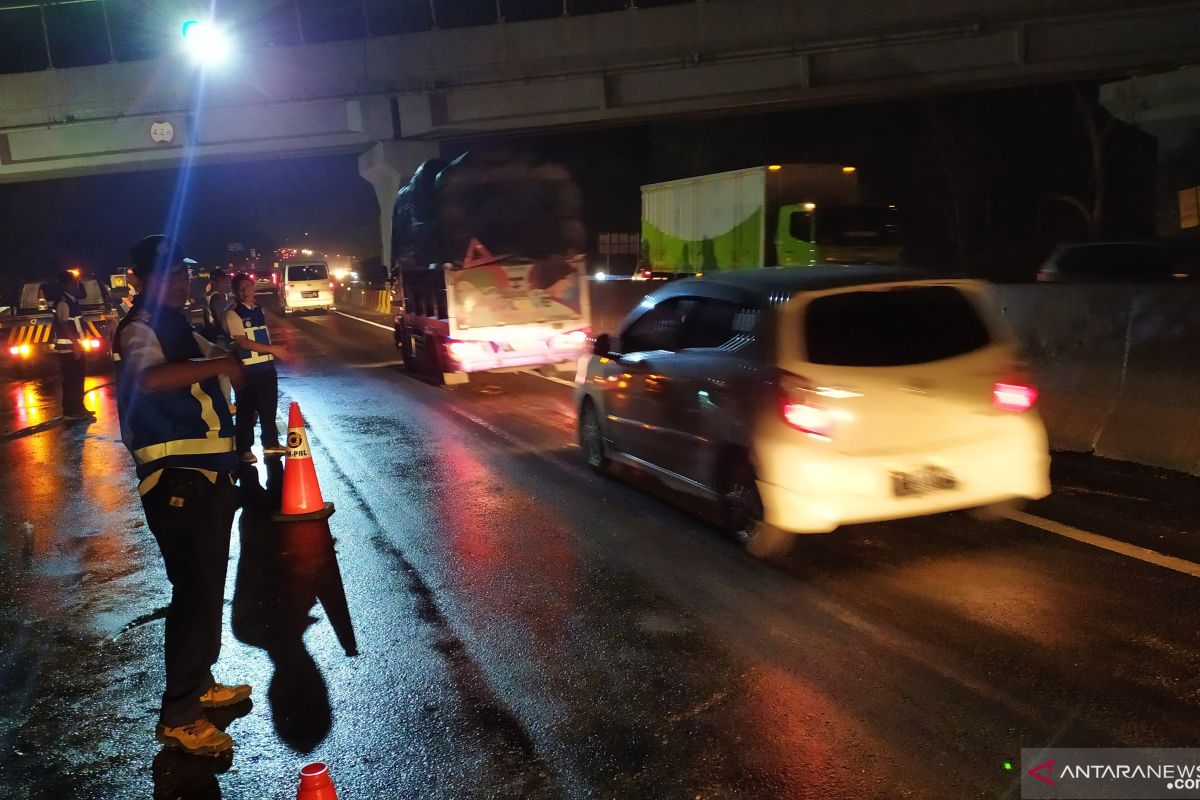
[579,400,610,474]
[721,459,793,558]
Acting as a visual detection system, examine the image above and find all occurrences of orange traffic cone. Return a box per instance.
[296,762,339,800]
[274,402,335,521]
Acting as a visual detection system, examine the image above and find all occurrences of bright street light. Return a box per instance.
[181,20,232,66]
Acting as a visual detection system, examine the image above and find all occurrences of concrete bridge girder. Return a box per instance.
[1,0,1199,186]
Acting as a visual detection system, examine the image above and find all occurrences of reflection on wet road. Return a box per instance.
[1,306,1198,799]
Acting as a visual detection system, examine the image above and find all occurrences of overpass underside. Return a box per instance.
[1,0,1199,184]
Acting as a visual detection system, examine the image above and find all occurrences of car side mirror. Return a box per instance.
[592,333,613,357]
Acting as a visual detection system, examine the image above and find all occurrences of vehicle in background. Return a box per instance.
[576,266,1049,556]
[390,151,590,384]
[249,264,279,295]
[640,164,902,276]
[1037,240,1198,282]
[279,260,334,315]
[3,280,114,374]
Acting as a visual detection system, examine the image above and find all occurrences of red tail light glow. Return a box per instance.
[993,382,1037,413]
[8,346,18,356]
[779,372,833,439]
[446,339,489,361]
[271,273,278,284]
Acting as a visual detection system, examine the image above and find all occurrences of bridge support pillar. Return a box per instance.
[1102,67,1200,234]
[358,140,441,267]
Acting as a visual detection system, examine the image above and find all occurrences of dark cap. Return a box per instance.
[210,267,227,280]
[129,235,196,279]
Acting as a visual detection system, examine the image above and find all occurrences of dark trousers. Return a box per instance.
[57,352,86,415]
[235,367,279,453]
[142,468,237,727]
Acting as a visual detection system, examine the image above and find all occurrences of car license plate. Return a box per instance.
[302,291,318,298]
[891,466,957,497]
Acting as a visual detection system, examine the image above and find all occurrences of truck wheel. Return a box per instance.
[397,326,416,372]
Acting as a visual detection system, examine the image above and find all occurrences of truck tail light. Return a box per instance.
[779,371,833,439]
[446,339,488,361]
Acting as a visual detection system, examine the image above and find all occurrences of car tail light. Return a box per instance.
[329,281,335,290]
[779,372,833,439]
[446,339,488,361]
[993,381,1037,413]
[271,273,278,285]
[550,329,589,349]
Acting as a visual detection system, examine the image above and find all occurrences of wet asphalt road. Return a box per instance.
[1,302,1199,799]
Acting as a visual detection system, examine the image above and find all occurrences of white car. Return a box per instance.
[279,261,334,315]
[577,266,1050,555]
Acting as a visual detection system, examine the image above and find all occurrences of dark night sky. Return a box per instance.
[0,152,379,295]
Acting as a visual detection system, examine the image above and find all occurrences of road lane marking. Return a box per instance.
[332,310,393,331]
[516,369,576,388]
[350,360,405,369]
[1002,508,1200,579]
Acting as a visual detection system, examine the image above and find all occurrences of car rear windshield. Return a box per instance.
[287,264,328,281]
[804,285,991,366]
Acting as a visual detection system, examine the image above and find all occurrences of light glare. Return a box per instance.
[181,20,232,65]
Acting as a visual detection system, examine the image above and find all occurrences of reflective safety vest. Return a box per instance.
[53,292,83,353]
[230,303,275,368]
[110,294,144,364]
[113,304,237,484]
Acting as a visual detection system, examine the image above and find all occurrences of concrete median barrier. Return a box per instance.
[990,286,1132,456]
[335,286,393,316]
[1093,286,1200,475]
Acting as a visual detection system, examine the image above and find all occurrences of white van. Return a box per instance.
[279,261,334,315]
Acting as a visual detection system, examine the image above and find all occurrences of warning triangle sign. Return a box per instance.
[461,238,496,269]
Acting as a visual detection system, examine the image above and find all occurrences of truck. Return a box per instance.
[2,279,114,375]
[390,152,590,384]
[640,164,902,274]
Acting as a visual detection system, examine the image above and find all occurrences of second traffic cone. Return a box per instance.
[296,762,339,800]
[274,402,335,521]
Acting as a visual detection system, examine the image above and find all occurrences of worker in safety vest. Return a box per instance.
[224,273,287,463]
[54,269,94,421]
[204,267,234,343]
[113,235,251,756]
